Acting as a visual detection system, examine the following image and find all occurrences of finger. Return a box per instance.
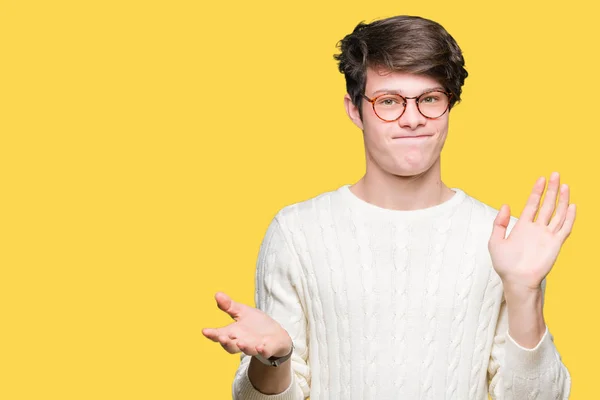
[257,338,287,360]
[218,335,241,354]
[490,204,510,244]
[215,292,243,320]
[558,204,577,241]
[520,177,546,222]
[537,172,560,225]
[203,326,234,342]
[237,334,264,357]
[548,184,570,232]
[237,339,260,357]
[202,328,221,342]
[256,341,274,359]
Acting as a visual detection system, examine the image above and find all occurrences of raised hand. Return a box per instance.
[202,292,293,360]
[488,172,576,291]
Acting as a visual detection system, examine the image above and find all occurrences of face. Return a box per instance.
[345,67,450,178]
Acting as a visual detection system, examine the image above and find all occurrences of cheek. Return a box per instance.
[363,121,392,149]
[367,132,393,155]
[434,126,448,144]
[428,120,449,147]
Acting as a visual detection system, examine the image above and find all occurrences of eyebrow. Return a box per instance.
[370,87,445,96]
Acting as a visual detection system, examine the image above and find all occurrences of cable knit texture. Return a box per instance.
[232,185,571,400]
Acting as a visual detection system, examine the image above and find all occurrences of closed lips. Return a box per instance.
[392,135,432,138]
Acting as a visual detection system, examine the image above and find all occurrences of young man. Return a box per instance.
[203,15,575,399]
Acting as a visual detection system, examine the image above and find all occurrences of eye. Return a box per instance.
[420,95,439,103]
[375,96,402,107]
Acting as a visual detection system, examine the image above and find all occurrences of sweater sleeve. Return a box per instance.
[487,278,571,399]
[232,214,310,400]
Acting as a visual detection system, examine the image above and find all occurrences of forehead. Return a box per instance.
[365,67,443,95]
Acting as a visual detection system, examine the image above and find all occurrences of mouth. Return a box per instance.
[391,134,433,140]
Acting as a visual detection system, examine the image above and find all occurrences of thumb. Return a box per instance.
[490,204,510,244]
[215,292,243,320]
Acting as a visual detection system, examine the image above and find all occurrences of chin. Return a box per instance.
[385,166,428,178]
[385,159,435,177]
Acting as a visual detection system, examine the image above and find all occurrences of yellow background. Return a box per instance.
[1,0,597,398]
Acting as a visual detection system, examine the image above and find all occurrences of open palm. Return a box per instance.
[488,173,576,291]
[202,292,292,359]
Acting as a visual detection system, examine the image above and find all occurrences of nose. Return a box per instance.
[398,98,427,130]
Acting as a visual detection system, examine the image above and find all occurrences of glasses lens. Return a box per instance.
[418,91,450,118]
[373,95,405,121]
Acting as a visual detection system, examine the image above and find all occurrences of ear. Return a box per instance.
[344,94,364,130]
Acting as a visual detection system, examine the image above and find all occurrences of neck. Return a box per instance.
[350,157,454,211]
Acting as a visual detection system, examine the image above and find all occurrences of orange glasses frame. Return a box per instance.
[362,91,453,122]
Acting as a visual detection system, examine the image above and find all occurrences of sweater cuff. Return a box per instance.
[234,365,298,400]
[505,325,560,378]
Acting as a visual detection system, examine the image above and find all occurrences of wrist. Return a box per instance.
[502,280,542,299]
[255,343,294,367]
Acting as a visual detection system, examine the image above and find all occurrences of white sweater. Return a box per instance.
[232,185,571,399]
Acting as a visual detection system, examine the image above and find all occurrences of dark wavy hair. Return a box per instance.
[334,15,469,118]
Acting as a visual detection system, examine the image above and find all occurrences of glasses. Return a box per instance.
[362,90,452,122]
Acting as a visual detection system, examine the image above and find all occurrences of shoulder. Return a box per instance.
[460,190,519,234]
[272,185,347,234]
